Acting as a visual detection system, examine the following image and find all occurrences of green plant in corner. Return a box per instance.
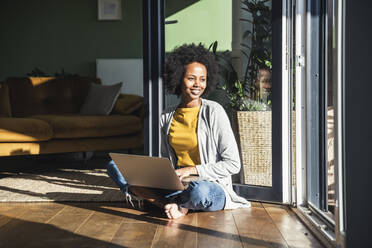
[210,0,272,112]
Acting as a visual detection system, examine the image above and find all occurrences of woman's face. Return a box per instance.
[181,62,207,103]
[257,69,272,91]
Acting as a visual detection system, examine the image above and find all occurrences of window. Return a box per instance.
[293,0,345,246]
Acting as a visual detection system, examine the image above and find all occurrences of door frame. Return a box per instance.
[143,0,293,203]
[293,0,346,246]
[233,0,287,203]
[142,0,164,157]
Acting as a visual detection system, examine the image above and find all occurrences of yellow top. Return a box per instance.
[169,105,201,167]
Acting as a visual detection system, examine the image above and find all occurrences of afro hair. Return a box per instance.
[163,43,218,97]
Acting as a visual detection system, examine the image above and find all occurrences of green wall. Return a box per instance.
[0,0,232,81]
[165,0,232,52]
[0,0,143,80]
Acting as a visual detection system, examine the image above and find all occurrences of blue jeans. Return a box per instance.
[106,160,226,211]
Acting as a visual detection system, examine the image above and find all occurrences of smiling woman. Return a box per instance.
[180,62,207,108]
[163,43,218,98]
[106,44,251,219]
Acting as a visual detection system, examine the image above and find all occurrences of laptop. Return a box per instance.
[109,153,185,191]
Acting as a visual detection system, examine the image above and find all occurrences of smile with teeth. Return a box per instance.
[190,89,201,95]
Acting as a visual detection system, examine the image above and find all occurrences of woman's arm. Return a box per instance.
[196,105,241,181]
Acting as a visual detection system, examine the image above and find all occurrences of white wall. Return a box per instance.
[96,59,143,96]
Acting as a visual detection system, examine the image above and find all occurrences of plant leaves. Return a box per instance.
[212,41,218,53]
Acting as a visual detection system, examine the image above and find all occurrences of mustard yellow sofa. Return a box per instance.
[0,77,144,156]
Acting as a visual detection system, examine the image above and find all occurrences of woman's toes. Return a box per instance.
[164,204,172,211]
[164,203,188,219]
[164,203,173,218]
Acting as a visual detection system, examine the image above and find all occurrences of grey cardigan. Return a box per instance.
[160,99,251,209]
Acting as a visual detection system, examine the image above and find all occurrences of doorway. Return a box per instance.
[144,0,287,203]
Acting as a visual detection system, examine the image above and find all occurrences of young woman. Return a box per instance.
[107,43,250,219]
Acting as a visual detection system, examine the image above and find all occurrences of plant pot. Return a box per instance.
[231,110,297,187]
[232,110,272,187]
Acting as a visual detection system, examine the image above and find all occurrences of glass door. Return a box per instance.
[306,0,336,223]
[231,0,284,202]
[163,0,287,203]
[293,0,345,245]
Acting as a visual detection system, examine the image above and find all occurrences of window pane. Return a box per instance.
[231,0,273,187]
[326,0,335,217]
[164,0,232,108]
[165,0,274,188]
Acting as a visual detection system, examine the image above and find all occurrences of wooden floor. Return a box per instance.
[0,201,324,248]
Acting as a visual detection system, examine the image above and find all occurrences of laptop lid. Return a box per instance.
[109,153,184,191]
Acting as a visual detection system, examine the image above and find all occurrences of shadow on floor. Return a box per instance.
[0,213,127,248]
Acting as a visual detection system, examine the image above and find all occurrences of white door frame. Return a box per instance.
[294,0,307,206]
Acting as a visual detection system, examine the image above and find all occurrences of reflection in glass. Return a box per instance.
[327,105,335,216]
[327,0,335,218]
[227,0,273,187]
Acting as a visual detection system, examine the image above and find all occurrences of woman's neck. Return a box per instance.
[179,98,201,108]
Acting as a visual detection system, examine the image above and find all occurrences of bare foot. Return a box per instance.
[164,203,188,219]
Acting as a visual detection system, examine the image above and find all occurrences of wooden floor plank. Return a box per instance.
[75,209,123,242]
[151,213,197,248]
[17,203,66,223]
[263,203,324,248]
[111,222,158,248]
[0,203,30,216]
[0,203,65,222]
[197,210,243,248]
[0,202,325,248]
[232,204,289,248]
[0,203,30,228]
[0,203,66,248]
[0,215,12,229]
[99,204,162,223]
[46,204,93,232]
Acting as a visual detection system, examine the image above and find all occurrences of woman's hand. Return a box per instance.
[175,167,198,181]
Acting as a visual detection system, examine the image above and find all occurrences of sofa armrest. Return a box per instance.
[111,93,144,119]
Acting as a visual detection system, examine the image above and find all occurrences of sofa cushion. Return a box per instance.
[111,94,143,115]
[0,117,53,142]
[80,82,122,115]
[31,114,142,139]
[0,135,143,156]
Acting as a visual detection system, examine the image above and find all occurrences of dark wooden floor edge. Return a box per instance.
[290,207,335,248]
[249,199,299,207]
